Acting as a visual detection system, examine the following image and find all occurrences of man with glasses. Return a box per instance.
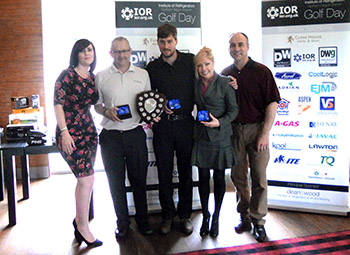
[95,37,152,239]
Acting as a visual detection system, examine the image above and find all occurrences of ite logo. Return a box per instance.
[320,97,335,110]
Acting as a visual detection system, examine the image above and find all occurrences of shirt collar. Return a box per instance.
[110,63,135,74]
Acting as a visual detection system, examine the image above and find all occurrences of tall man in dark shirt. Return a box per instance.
[222,32,280,242]
[146,24,195,235]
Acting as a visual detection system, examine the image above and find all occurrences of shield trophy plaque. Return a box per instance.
[136,90,166,123]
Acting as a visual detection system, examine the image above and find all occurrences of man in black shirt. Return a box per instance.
[146,24,195,235]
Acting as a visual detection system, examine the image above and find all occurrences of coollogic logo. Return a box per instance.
[274,48,291,67]
[275,72,301,80]
[321,156,335,166]
[298,96,311,115]
[277,98,290,116]
[121,7,153,21]
[274,120,300,127]
[311,82,337,94]
[293,53,316,63]
[274,155,300,164]
[319,47,337,67]
[131,51,147,68]
[309,121,337,128]
[308,71,338,79]
[266,6,298,20]
[309,144,338,152]
[320,97,335,111]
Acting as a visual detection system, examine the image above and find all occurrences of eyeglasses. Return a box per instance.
[111,49,130,54]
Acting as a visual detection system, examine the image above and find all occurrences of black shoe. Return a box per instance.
[235,218,252,234]
[210,218,219,237]
[137,220,153,236]
[180,218,193,235]
[253,225,267,242]
[74,229,103,247]
[200,217,210,236]
[73,218,77,229]
[115,225,129,239]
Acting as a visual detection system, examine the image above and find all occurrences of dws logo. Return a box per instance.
[131,51,147,68]
[274,48,291,67]
[319,47,337,67]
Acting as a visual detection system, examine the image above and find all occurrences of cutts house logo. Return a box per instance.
[267,6,299,20]
[319,47,337,67]
[274,48,291,67]
[121,7,153,21]
[320,97,335,111]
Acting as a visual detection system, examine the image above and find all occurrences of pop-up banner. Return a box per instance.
[262,0,350,215]
[115,0,201,213]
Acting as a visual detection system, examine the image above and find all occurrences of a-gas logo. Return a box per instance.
[274,120,299,127]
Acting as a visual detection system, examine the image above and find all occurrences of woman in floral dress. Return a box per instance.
[54,39,102,247]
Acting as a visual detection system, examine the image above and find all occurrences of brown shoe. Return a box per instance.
[235,218,252,234]
[159,219,173,235]
[180,218,193,235]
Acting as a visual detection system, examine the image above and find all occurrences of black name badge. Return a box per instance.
[136,90,166,123]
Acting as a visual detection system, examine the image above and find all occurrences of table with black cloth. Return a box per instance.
[0,140,94,226]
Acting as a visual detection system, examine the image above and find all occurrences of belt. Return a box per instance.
[167,114,193,122]
[104,126,140,134]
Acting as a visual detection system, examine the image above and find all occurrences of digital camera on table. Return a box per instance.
[197,110,211,122]
[168,99,181,110]
[116,104,132,120]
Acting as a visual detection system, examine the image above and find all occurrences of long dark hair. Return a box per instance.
[69,39,97,72]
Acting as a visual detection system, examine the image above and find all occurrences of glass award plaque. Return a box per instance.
[136,90,166,123]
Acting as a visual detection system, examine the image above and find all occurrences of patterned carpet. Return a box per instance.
[173,230,350,254]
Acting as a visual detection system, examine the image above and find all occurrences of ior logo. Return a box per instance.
[121,7,134,20]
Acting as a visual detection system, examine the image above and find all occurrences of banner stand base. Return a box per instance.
[268,199,350,216]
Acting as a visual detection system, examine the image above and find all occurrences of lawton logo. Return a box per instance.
[121,7,153,21]
[319,47,337,67]
[266,6,298,20]
[309,144,338,152]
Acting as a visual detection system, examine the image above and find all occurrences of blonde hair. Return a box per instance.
[194,47,214,79]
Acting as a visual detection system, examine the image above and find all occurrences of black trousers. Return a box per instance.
[99,127,148,228]
[152,119,194,220]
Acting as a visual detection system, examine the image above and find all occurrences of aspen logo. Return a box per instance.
[320,97,335,111]
[274,48,291,67]
[274,120,300,127]
[298,96,311,115]
[319,47,337,67]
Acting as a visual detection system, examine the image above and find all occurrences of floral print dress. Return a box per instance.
[54,68,98,177]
